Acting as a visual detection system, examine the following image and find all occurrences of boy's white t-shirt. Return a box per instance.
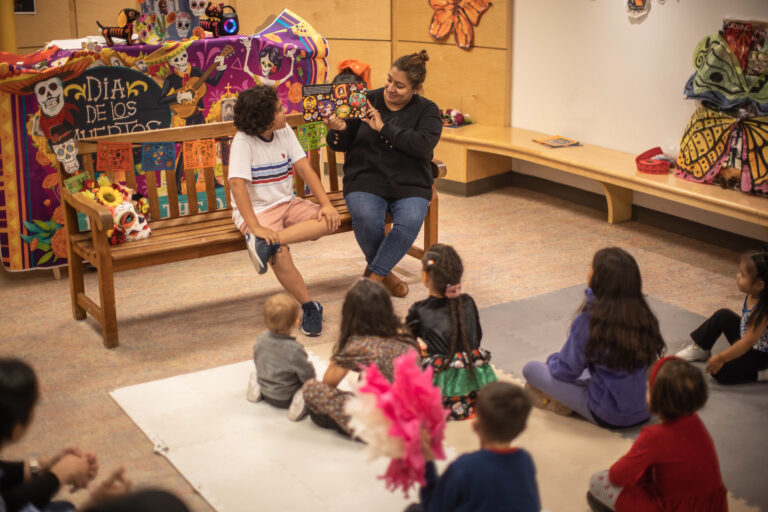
[227,127,306,227]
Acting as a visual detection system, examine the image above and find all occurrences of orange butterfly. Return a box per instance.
[429,0,492,50]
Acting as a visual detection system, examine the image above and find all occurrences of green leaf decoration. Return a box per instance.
[33,220,51,231]
[37,243,51,252]
[37,251,53,264]
[23,221,44,234]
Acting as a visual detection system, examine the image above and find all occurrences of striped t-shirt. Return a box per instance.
[228,127,306,226]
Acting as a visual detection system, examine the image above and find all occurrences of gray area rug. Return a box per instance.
[481,285,768,510]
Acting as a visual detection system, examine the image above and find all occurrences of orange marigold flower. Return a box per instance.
[29,238,38,251]
[166,11,177,22]
[44,199,51,207]
[41,172,59,189]
[51,228,68,259]
[52,205,65,225]
[288,82,303,105]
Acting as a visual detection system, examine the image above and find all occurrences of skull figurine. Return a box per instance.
[175,12,191,38]
[51,137,80,174]
[189,0,207,18]
[113,200,150,242]
[170,49,189,72]
[34,77,65,118]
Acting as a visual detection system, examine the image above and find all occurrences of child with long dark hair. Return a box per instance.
[676,250,768,384]
[302,279,419,436]
[587,357,727,512]
[406,244,497,420]
[522,247,666,428]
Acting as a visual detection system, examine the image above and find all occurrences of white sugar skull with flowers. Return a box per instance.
[80,175,151,244]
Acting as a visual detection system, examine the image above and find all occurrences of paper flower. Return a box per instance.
[345,350,448,497]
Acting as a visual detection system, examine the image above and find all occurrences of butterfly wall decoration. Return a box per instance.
[429,0,492,50]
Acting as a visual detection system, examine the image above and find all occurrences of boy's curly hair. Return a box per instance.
[234,85,279,136]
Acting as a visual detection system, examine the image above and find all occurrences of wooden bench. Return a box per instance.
[437,124,768,237]
[57,113,447,348]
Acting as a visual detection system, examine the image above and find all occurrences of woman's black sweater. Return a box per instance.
[327,88,443,201]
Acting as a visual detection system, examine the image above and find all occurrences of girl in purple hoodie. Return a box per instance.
[522,247,666,428]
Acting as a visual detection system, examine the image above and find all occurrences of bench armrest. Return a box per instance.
[431,159,447,180]
[61,188,114,232]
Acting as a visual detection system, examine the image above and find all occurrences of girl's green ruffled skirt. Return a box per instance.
[424,348,498,420]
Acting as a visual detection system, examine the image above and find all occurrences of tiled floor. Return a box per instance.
[0,186,754,511]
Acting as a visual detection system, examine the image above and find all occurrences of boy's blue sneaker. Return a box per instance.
[301,301,323,337]
[245,233,279,275]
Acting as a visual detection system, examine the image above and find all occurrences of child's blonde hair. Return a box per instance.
[264,293,298,334]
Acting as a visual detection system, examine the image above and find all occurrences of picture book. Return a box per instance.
[533,135,581,148]
[302,81,368,122]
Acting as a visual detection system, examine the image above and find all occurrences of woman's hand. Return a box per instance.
[317,204,341,232]
[361,104,384,132]
[323,116,347,131]
[706,354,725,375]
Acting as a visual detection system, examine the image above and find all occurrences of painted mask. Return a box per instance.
[170,49,189,72]
[113,200,150,242]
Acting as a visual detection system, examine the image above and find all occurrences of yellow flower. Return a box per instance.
[81,190,96,201]
[97,174,112,187]
[96,186,123,208]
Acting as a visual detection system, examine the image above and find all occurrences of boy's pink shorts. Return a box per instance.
[239,197,320,233]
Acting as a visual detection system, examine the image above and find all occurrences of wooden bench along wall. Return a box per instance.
[436,124,768,238]
[57,113,447,348]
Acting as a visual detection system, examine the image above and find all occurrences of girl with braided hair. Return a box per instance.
[406,244,497,420]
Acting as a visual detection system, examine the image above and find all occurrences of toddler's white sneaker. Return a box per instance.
[246,371,262,402]
[288,390,309,421]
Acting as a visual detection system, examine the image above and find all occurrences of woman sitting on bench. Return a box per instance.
[325,50,443,297]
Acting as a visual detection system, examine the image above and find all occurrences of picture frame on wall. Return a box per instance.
[14,0,35,14]
[220,98,236,122]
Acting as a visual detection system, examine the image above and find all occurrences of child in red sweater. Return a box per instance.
[587,356,727,512]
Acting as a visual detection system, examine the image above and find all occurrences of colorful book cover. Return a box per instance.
[533,136,581,148]
[302,82,367,122]
[296,121,328,151]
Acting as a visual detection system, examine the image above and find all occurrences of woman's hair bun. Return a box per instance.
[417,50,429,63]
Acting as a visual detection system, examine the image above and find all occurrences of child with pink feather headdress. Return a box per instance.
[406,244,498,420]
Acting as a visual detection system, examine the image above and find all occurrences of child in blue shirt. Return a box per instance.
[406,381,540,512]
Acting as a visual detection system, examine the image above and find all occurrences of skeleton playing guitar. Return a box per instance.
[171,45,234,119]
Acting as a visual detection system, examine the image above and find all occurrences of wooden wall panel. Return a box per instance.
[393,0,509,50]
[233,1,390,40]
[74,0,118,38]
[326,39,391,88]
[394,41,508,126]
[14,0,76,49]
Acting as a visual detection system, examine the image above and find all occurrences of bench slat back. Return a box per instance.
[66,114,333,223]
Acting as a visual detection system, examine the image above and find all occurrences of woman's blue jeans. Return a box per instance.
[344,191,430,277]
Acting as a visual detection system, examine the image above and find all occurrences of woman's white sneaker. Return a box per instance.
[675,343,711,362]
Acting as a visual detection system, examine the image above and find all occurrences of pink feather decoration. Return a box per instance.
[347,350,448,497]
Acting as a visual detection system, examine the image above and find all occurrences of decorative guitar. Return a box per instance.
[171,45,235,119]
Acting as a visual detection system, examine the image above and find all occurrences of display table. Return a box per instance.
[0,9,327,271]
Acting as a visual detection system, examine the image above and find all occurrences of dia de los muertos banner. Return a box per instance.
[0,9,328,270]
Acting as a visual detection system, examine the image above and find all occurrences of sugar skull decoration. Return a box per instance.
[48,127,80,174]
[189,0,207,18]
[34,76,65,118]
[80,175,151,244]
[175,12,192,38]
